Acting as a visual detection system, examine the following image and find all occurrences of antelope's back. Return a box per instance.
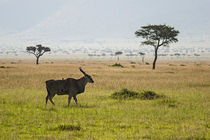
[45,79,66,92]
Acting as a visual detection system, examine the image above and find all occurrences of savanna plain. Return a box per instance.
[0,60,209,139]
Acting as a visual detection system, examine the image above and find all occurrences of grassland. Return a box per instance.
[0,60,209,139]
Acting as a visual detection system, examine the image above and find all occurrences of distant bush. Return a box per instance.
[10,62,17,64]
[0,66,6,68]
[169,64,176,66]
[130,61,136,64]
[0,66,11,69]
[196,63,201,66]
[52,123,81,131]
[145,62,150,65]
[111,63,124,68]
[180,64,186,66]
[110,88,164,100]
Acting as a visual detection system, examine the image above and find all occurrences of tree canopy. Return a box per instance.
[135,24,179,48]
[115,51,123,55]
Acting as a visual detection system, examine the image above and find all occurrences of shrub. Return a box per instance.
[10,62,17,64]
[160,98,177,107]
[111,63,124,68]
[169,64,176,66]
[0,66,11,69]
[140,90,163,100]
[130,61,136,64]
[145,62,150,65]
[110,89,164,100]
[110,88,140,99]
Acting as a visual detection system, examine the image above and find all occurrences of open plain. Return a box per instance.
[0,60,209,139]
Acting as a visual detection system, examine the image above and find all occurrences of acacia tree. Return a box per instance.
[135,24,179,70]
[115,51,123,61]
[139,52,145,63]
[26,44,51,65]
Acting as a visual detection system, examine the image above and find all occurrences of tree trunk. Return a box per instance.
[153,48,158,70]
[36,57,40,65]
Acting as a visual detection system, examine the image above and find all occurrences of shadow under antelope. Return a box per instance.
[45,67,94,106]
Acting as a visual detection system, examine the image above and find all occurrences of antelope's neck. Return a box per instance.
[81,76,88,86]
[78,77,88,92]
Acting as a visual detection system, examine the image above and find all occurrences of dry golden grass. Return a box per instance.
[1,60,209,92]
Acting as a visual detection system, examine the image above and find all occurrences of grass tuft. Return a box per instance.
[0,98,6,104]
[157,98,178,107]
[52,123,81,131]
[169,64,176,66]
[131,65,135,68]
[10,62,17,64]
[111,63,124,67]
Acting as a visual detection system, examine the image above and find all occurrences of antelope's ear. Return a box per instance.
[79,67,87,75]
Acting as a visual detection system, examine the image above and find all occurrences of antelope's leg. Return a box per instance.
[46,95,49,105]
[49,94,55,105]
[73,96,78,105]
[68,95,72,107]
[49,98,55,105]
[46,88,51,105]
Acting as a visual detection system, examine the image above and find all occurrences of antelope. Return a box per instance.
[45,67,94,106]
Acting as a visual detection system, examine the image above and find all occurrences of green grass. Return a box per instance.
[0,61,209,139]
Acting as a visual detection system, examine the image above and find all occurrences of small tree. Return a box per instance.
[135,24,179,70]
[139,52,145,63]
[115,51,123,61]
[26,44,51,65]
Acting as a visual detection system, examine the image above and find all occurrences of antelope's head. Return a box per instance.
[79,67,94,83]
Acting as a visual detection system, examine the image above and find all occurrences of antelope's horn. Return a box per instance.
[79,67,87,75]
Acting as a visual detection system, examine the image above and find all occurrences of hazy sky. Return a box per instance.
[0,0,210,43]
[0,0,66,34]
